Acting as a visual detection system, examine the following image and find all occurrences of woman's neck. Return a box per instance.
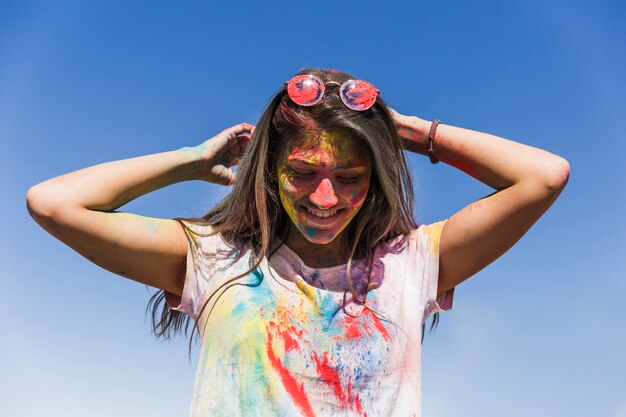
[282,224,349,268]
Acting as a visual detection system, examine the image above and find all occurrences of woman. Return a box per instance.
[26,67,569,416]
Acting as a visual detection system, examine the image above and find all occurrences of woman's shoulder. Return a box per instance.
[412,219,449,239]
[406,219,449,254]
[373,219,449,257]
[175,219,244,257]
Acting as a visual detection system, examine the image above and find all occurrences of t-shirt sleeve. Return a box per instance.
[410,219,455,325]
[164,220,220,321]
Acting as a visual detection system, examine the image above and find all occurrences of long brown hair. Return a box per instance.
[145,67,441,358]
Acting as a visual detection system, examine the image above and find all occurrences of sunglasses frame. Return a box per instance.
[284,74,381,111]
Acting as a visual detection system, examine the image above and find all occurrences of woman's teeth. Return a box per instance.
[306,207,339,218]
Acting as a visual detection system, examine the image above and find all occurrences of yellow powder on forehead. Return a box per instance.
[294,129,351,148]
[286,130,370,168]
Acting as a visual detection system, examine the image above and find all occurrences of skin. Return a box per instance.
[276,129,372,268]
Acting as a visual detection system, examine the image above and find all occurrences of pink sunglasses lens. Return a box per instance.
[340,80,378,110]
[287,75,324,106]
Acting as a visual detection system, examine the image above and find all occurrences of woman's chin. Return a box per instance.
[304,236,337,245]
[294,226,341,246]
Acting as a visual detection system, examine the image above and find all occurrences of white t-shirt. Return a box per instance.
[166,219,454,417]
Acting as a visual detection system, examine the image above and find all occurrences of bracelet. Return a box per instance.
[427,119,441,164]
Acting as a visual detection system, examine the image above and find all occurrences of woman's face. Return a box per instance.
[277,129,372,245]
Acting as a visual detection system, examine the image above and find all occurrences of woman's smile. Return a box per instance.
[301,205,346,225]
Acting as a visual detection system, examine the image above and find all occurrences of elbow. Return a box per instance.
[26,184,61,221]
[547,156,570,191]
[538,156,570,194]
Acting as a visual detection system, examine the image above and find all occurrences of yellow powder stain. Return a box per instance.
[295,278,318,301]
[421,219,448,255]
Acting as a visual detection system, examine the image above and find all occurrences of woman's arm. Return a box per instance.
[392,110,570,297]
[26,123,254,296]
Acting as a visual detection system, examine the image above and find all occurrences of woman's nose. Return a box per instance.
[309,178,338,209]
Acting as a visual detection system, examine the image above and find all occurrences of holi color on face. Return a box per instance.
[276,130,372,245]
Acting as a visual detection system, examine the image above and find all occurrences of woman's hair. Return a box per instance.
[145,67,441,357]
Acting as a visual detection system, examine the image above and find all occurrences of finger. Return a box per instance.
[222,123,255,140]
[236,133,253,147]
[231,156,242,166]
[206,123,256,160]
[230,133,253,157]
[211,165,234,186]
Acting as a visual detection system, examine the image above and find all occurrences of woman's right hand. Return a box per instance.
[189,122,255,186]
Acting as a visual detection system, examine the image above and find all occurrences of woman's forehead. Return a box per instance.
[283,130,371,167]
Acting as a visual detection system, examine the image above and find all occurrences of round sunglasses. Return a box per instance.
[284,74,381,111]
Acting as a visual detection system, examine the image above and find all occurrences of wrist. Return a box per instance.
[174,146,208,181]
[398,116,431,156]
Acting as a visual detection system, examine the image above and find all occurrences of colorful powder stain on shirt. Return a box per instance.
[165,219,453,417]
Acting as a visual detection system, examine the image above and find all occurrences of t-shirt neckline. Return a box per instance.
[263,240,370,292]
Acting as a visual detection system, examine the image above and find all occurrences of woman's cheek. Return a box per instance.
[277,171,295,214]
[277,172,308,222]
[345,180,370,208]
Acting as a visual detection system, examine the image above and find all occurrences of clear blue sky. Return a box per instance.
[2,0,625,416]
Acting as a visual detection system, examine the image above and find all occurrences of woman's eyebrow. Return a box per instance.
[288,158,368,170]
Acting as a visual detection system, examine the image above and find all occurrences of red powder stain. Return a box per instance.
[288,146,303,159]
[333,301,390,342]
[443,141,477,177]
[454,158,475,176]
[312,352,346,405]
[312,352,368,415]
[267,318,304,353]
[278,325,302,352]
[355,394,364,415]
[347,379,353,406]
[467,200,482,212]
[340,315,364,340]
[265,326,316,417]
[365,309,391,342]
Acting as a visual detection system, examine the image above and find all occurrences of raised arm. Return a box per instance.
[391,110,570,297]
[26,123,254,297]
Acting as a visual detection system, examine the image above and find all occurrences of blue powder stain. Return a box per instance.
[147,221,159,235]
[232,302,245,315]
[250,268,264,285]
[241,268,275,307]
[305,227,316,237]
[318,292,341,326]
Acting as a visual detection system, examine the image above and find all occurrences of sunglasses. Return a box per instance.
[284,74,381,111]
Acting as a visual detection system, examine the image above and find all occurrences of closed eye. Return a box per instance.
[338,176,359,183]
[290,169,314,178]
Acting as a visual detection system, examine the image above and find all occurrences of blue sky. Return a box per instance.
[2,0,624,415]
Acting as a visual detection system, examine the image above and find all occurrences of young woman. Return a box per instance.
[26,67,569,416]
